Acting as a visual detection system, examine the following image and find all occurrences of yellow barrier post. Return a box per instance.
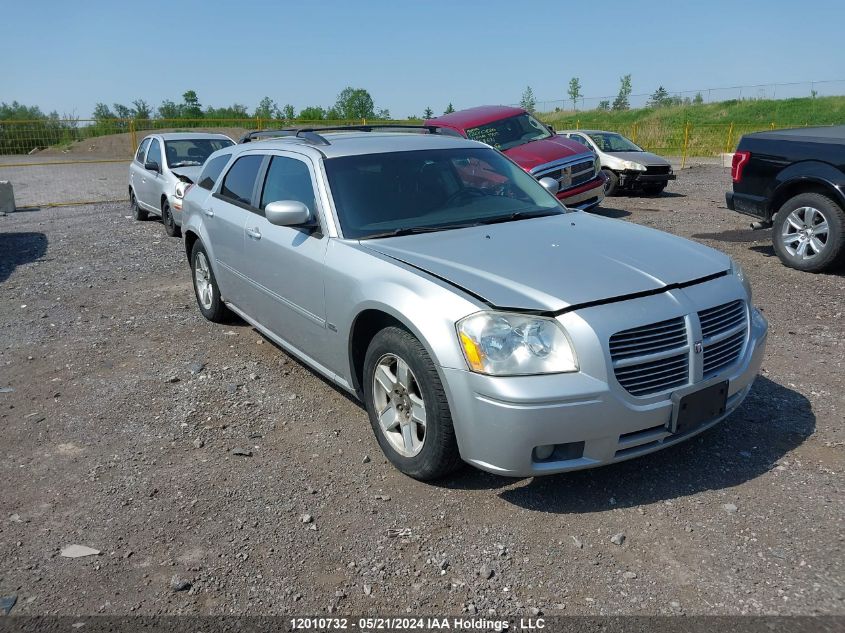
[576,119,580,130]
[129,119,137,157]
[724,122,734,154]
[681,123,691,169]
[631,123,638,144]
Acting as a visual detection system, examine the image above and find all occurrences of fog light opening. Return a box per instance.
[532,441,586,463]
[533,445,555,461]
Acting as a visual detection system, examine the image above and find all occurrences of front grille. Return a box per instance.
[698,300,747,377]
[533,158,596,191]
[609,317,690,396]
[645,165,671,175]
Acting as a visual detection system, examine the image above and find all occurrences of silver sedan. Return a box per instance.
[128,132,233,236]
[181,129,767,480]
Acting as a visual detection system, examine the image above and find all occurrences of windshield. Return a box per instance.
[165,138,234,167]
[324,148,565,239]
[465,114,553,151]
[586,132,643,152]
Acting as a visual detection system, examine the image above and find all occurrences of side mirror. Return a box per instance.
[539,177,560,195]
[265,200,312,227]
[546,124,555,134]
[144,161,160,173]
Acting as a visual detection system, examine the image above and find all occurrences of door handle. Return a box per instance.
[246,227,262,240]
[202,208,214,217]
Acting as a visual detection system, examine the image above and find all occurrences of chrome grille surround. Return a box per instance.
[530,153,597,191]
[609,317,690,397]
[698,300,747,377]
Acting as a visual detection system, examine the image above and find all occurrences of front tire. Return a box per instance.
[363,327,461,480]
[163,201,181,238]
[190,241,230,323]
[130,189,148,221]
[602,169,619,196]
[772,193,844,273]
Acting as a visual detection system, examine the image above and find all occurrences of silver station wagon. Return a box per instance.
[180,126,768,480]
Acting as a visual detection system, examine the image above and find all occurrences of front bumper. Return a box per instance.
[620,170,677,187]
[557,176,605,210]
[441,298,768,477]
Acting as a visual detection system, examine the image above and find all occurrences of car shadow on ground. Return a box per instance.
[0,231,48,283]
[589,206,631,219]
[439,376,815,514]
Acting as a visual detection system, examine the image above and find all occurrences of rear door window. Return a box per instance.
[198,154,232,191]
[219,155,264,206]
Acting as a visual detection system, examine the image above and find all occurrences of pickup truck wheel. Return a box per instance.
[162,202,181,238]
[130,190,148,221]
[363,327,462,481]
[602,169,619,196]
[190,241,230,323]
[773,193,845,272]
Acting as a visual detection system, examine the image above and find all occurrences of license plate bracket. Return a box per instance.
[669,380,729,435]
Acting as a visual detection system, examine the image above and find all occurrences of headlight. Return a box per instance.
[456,312,578,375]
[594,155,601,176]
[174,182,187,198]
[730,258,752,300]
[620,160,646,171]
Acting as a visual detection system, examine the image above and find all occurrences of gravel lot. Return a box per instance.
[0,165,842,618]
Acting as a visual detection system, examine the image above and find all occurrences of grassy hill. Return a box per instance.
[539,96,845,156]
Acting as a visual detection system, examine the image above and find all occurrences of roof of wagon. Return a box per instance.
[241,131,481,158]
[148,132,234,141]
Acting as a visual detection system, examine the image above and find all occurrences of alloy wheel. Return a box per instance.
[372,353,426,457]
[782,206,829,260]
[194,251,213,309]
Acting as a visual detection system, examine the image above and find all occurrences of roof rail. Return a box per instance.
[238,124,461,146]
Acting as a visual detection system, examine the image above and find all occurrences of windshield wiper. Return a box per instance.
[474,209,561,226]
[361,225,458,239]
[170,161,202,167]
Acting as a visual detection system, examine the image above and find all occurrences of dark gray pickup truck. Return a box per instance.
[726,126,845,272]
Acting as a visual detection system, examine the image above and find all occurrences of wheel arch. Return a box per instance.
[184,229,200,263]
[769,166,845,217]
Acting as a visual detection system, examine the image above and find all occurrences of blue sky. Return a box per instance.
[3,0,844,118]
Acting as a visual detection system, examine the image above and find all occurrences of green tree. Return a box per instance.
[597,100,610,111]
[113,103,132,119]
[92,103,115,120]
[568,77,582,111]
[181,90,203,119]
[443,103,455,114]
[254,96,279,120]
[158,100,181,119]
[612,74,632,111]
[423,106,434,119]
[520,86,536,113]
[131,99,152,121]
[334,87,375,120]
[281,104,296,121]
[299,106,326,121]
[693,92,704,105]
[205,104,249,118]
[375,108,391,120]
[647,86,670,108]
[325,107,341,120]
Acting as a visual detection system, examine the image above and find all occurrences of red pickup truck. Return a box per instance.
[426,105,605,209]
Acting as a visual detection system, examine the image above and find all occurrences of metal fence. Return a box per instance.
[0,113,835,208]
[0,118,393,208]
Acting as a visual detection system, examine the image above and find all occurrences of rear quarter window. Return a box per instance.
[198,154,232,191]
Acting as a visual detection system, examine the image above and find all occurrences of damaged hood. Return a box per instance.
[170,166,202,183]
[362,213,729,312]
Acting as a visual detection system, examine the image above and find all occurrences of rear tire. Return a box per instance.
[130,190,148,221]
[602,169,619,196]
[190,241,230,323]
[772,192,845,273]
[163,201,181,238]
[363,326,462,481]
